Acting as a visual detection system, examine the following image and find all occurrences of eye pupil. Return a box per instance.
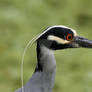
[68,36,71,39]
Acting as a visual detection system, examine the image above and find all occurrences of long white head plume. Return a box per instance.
[21,34,40,92]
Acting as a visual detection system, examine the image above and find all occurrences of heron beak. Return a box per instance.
[73,36,92,48]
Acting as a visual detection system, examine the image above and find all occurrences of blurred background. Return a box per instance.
[0,0,92,92]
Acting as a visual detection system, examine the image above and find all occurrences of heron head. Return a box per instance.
[37,25,92,50]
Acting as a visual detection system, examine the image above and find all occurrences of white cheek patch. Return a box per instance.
[48,35,70,44]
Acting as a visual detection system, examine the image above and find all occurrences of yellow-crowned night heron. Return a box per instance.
[15,25,92,92]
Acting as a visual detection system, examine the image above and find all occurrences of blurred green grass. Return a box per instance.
[0,0,92,92]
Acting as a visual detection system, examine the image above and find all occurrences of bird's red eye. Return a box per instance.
[66,34,73,41]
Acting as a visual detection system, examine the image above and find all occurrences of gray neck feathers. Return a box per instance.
[35,42,56,73]
[34,42,56,92]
